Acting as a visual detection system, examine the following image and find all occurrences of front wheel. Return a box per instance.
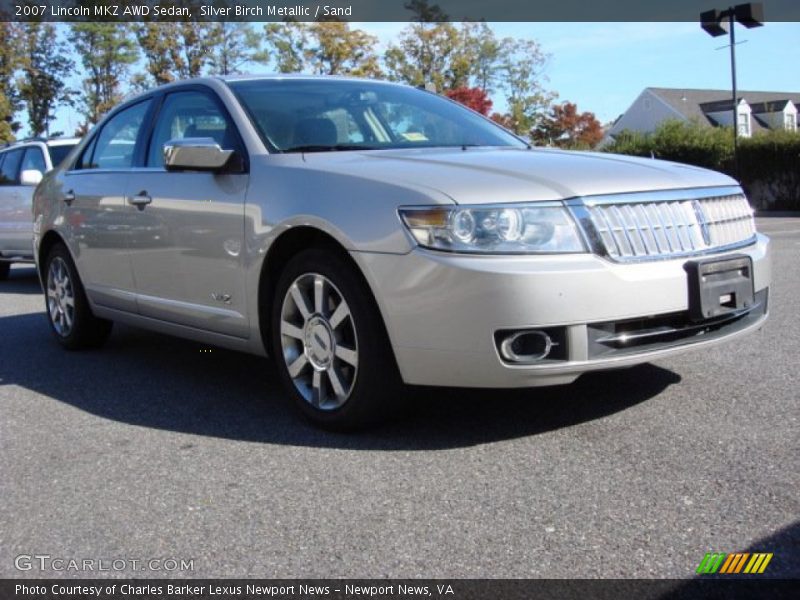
[43,243,113,349]
[270,249,401,430]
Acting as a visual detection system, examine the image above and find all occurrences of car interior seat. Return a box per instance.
[293,118,338,148]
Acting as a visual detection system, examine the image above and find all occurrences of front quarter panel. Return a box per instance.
[244,154,453,256]
[240,153,454,354]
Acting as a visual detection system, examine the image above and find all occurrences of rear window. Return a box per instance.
[48,144,77,168]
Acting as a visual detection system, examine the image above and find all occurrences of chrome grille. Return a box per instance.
[578,193,756,261]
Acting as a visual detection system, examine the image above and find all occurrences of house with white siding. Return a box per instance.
[604,88,799,143]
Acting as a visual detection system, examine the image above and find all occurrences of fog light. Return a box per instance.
[499,330,553,363]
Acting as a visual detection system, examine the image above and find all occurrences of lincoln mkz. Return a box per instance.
[32,76,770,428]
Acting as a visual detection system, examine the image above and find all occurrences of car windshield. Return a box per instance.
[227,79,527,153]
[48,144,78,168]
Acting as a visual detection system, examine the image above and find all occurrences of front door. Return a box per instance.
[125,89,249,338]
[59,99,153,313]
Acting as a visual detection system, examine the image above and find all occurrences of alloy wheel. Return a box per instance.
[279,272,359,410]
[47,256,75,337]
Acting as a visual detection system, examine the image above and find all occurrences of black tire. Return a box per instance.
[0,261,9,280]
[43,243,113,350]
[270,248,402,430]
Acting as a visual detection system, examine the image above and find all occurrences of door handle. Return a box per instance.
[63,190,75,206]
[128,190,152,210]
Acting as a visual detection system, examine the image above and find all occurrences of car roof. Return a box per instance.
[46,138,80,146]
[120,74,407,102]
[216,73,402,85]
[1,137,80,151]
[109,74,411,124]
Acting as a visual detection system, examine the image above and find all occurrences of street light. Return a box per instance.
[700,2,764,178]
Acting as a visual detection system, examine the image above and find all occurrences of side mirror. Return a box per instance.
[20,169,44,186]
[163,137,235,172]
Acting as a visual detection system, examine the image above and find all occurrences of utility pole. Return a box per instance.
[728,9,739,177]
[701,3,764,180]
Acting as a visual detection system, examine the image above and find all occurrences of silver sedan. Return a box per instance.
[32,76,770,429]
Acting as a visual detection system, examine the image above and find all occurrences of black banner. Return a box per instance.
[1,0,799,22]
[2,579,800,600]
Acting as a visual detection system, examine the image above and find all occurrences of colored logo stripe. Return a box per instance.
[744,553,773,574]
[720,553,748,573]
[697,553,727,574]
[697,552,773,574]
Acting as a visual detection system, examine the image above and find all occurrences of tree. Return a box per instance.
[17,23,75,137]
[306,21,382,77]
[490,112,516,131]
[604,119,733,171]
[383,1,463,91]
[176,23,218,79]
[264,22,309,73]
[496,38,553,135]
[131,0,219,84]
[448,22,480,91]
[445,87,493,116]
[0,23,23,142]
[532,101,604,148]
[470,22,503,93]
[384,4,501,93]
[263,21,381,77]
[133,23,183,87]
[207,22,267,76]
[132,22,218,91]
[405,0,448,21]
[384,23,469,91]
[71,23,138,127]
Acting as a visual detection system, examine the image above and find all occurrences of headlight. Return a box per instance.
[399,203,586,254]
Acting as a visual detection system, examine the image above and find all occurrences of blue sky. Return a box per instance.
[364,21,800,122]
[47,21,799,136]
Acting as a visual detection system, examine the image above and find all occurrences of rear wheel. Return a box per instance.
[270,248,401,430]
[44,243,112,349]
[0,261,9,280]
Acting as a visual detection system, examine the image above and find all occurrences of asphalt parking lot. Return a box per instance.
[1,217,798,579]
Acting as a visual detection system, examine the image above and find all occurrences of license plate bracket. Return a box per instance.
[685,255,754,322]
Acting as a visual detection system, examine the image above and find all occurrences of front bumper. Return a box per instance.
[354,233,770,388]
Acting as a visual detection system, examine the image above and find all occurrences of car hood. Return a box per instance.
[299,147,738,205]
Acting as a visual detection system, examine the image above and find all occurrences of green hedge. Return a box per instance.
[604,120,800,210]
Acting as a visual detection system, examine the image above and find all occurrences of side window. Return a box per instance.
[147,91,240,167]
[85,100,151,170]
[0,149,24,185]
[48,144,77,168]
[76,135,98,170]
[21,147,46,174]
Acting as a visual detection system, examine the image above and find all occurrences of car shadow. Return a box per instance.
[0,265,41,294]
[0,312,681,450]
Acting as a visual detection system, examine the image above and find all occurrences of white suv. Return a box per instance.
[0,137,79,280]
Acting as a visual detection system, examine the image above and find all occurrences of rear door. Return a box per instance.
[0,148,31,258]
[59,98,153,313]
[124,88,249,337]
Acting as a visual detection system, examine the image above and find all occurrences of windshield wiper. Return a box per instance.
[282,144,379,153]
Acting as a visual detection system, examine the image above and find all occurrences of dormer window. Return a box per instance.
[738,112,751,136]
